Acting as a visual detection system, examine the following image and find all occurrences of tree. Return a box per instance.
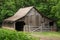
[51,1,60,28]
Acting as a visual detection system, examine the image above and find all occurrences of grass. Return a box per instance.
[31,32,60,37]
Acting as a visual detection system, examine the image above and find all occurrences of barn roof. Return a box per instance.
[4,6,33,22]
[4,6,55,22]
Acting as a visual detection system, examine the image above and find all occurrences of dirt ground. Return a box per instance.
[40,36,60,40]
[31,34,60,40]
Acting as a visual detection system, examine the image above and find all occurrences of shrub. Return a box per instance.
[0,29,34,40]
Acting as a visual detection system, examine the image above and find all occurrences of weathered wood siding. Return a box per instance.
[2,21,15,30]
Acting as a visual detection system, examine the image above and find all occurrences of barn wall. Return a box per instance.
[41,17,51,31]
[25,8,44,32]
[26,8,42,26]
[2,21,15,30]
[41,17,57,31]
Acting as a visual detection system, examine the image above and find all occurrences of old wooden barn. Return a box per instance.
[2,6,57,32]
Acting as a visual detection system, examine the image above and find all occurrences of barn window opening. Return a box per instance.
[49,22,54,26]
[15,21,25,31]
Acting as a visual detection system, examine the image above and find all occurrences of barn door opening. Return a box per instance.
[15,21,25,31]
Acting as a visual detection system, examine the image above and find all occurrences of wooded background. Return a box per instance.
[0,0,60,31]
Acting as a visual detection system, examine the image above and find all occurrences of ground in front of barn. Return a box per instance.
[30,32,60,40]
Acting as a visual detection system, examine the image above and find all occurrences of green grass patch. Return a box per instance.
[31,32,60,37]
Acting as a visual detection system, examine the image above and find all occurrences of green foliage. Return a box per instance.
[0,0,60,28]
[0,29,36,40]
[51,1,60,27]
[0,0,16,22]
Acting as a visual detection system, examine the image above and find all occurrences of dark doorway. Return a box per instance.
[49,22,54,26]
[15,21,25,31]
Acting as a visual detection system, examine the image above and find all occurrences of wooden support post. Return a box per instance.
[41,24,43,32]
[14,22,15,30]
